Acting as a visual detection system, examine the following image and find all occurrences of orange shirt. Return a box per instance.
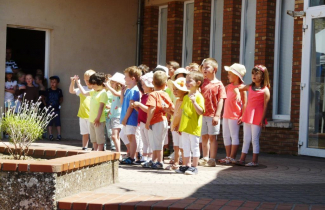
[146,91,174,125]
[201,79,227,117]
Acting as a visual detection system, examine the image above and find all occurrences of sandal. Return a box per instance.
[168,159,175,164]
[120,157,135,164]
[235,160,246,166]
[218,157,229,163]
[245,162,259,167]
[166,164,179,170]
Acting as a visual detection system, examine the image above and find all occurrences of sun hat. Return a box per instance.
[110,72,125,85]
[140,72,154,88]
[50,75,60,83]
[172,68,189,80]
[5,66,13,74]
[153,65,169,77]
[171,77,189,92]
[224,63,246,83]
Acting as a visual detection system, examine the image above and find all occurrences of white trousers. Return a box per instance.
[222,118,240,146]
[242,123,261,154]
[182,132,200,158]
[140,122,152,154]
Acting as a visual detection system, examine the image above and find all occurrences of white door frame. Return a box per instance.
[299,5,325,157]
[7,25,50,80]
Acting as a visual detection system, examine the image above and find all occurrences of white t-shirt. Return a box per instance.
[5,80,17,102]
[75,86,90,96]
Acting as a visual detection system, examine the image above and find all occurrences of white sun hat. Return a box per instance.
[140,72,154,88]
[5,66,13,74]
[110,72,125,85]
[154,65,169,77]
[171,77,189,92]
[224,63,246,82]
[172,68,189,80]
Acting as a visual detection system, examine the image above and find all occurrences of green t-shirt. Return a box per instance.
[105,91,113,118]
[76,86,91,119]
[89,89,109,123]
[179,92,205,136]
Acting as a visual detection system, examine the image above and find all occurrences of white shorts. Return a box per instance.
[120,125,137,145]
[172,131,182,148]
[136,125,143,152]
[79,118,90,135]
[201,116,220,135]
[182,132,200,158]
[148,120,168,151]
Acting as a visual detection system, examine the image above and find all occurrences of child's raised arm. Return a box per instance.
[120,85,127,105]
[69,76,77,94]
[104,81,121,97]
[260,88,270,127]
[189,93,204,115]
[75,76,90,96]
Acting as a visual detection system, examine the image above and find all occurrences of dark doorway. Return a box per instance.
[6,27,46,75]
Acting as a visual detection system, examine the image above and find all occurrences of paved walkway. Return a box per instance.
[3,139,325,207]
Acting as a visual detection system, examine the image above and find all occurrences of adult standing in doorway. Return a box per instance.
[6,47,20,79]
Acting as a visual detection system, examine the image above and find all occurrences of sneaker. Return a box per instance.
[185,167,198,175]
[245,162,259,167]
[141,160,153,168]
[204,159,216,167]
[151,162,163,169]
[175,166,189,174]
[198,158,208,166]
[49,134,54,141]
[82,147,88,151]
[56,135,62,141]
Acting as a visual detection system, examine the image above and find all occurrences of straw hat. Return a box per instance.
[110,72,125,85]
[224,63,246,82]
[172,68,189,80]
[171,77,189,92]
[140,72,154,88]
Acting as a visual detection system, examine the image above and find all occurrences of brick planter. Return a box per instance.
[0,145,119,210]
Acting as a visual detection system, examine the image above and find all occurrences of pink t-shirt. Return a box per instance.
[242,86,269,126]
[223,83,243,120]
[201,79,227,117]
[138,93,149,124]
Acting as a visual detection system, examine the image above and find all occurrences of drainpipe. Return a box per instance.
[136,0,144,66]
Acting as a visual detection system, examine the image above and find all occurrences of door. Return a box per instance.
[299,3,325,157]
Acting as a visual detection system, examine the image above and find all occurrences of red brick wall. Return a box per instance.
[166,1,184,65]
[221,0,242,83]
[192,0,211,64]
[142,6,159,69]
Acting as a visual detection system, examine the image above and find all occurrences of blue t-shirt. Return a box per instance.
[120,86,140,126]
[109,94,122,119]
[45,88,63,111]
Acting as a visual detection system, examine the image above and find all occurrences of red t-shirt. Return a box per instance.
[138,94,149,124]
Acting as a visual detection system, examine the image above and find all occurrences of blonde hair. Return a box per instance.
[153,71,168,88]
[201,58,218,70]
[188,63,200,72]
[17,71,25,79]
[124,66,142,82]
[188,71,204,88]
[84,69,96,78]
[251,65,271,89]
[167,61,180,71]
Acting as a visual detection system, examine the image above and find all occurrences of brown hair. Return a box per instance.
[89,72,106,87]
[200,58,218,71]
[124,66,142,82]
[188,63,200,72]
[138,64,150,75]
[188,71,204,88]
[251,65,271,89]
[167,61,180,71]
[153,71,168,89]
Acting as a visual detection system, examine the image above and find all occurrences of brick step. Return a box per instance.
[57,192,325,210]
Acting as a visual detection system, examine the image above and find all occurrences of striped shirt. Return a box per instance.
[6,60,18,69]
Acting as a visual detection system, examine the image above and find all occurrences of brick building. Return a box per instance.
[141,0,325,157]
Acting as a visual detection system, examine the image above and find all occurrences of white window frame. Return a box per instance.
[182,0,195,67]
[7,24,50,80]
[157,5,168,65]
[209,0,224,79]
[272,0,293,121]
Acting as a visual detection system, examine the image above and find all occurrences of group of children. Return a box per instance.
[69,57,270,175]
[5,66,63,140]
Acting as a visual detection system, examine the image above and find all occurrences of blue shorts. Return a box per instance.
[48,110,61,127]
[4,101,15,108]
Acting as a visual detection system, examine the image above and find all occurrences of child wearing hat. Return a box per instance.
[104,72,125,152]
[219,63,247,164]
[4,66,17,110]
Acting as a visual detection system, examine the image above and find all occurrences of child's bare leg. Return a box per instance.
[174,146,180,165]
[82,134,89,148]
[152,151,158,162]
[127,134,137,159]
[57,126,61,135]
[48,126,53,135]
[157,150,163,163]
[252,153,259,163]
[225,145,231,158]
[180,148,184,163]
[111,128,121,152]
[192,157,199,167]
[239,153,247,162]
[201,135,210,158]
[125,144,130,156]
[93,142,98,151]
[97,144,104,151]
[184,157,190,167]
[230,145,239,159]
[199,143,202,157]
[209,135,217,159]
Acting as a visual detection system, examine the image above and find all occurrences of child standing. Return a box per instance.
[145,71,174,169]
[177,71,205,175]
[104,72,125,152]
[199,58,227,167]
[69,69,95,150]
[219,63,247,164]
[132,72,155,164]
[76,72,108,151]
[23,74,39,103]
[4,66,17,110]
[14,71,26,113]
[45,76,63,141]
[235,65,270,167]
[120,66,142,164]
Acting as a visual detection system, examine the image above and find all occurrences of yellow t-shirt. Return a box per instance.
[179,92,205,136]
[89,89,108,123]
[76,86,91,119]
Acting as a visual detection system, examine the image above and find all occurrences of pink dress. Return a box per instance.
[223,83,243,120]
[242,86,268,126]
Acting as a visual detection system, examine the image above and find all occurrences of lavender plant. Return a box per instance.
[1,95,56,160]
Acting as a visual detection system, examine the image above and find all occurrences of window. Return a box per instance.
[273,0,294,120]
[210,0,224,80]
[310,0,325,7]
[182,1,194,67]
[240,0,256,85]
[157,6,168,65]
